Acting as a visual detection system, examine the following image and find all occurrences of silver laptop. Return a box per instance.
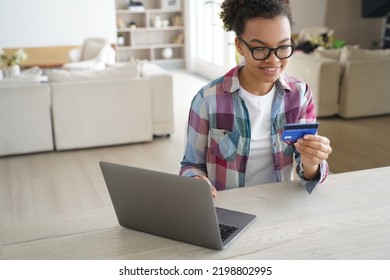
[99,161,256,250]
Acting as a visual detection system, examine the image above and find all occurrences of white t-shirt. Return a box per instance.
[239,85,277,186]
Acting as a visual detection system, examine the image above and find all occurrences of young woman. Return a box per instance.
[180,0,332,198]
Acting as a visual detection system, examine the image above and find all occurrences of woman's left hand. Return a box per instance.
[294,134,332,179]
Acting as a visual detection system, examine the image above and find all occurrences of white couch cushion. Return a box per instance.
[348,48,390,60]
[48,62,140,83]
[314,48,342,61]
[0,84,54,156]
[339,46,390,63]
[62,60,106,72]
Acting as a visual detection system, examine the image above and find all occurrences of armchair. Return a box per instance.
[63,38,116,71]
[285,52,341,117]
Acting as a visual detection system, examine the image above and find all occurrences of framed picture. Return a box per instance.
[161,0,181,9]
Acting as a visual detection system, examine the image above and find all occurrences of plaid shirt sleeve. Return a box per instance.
[277,73,329,193]
[180,87,210,178]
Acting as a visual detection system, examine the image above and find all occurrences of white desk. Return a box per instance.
[1,167,390,260]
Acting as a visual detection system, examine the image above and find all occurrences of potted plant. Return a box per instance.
[0,48,27,78]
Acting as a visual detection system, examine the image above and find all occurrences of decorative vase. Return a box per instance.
[153,16,162,28]
[162,19,169,28]
[162,47,173,59]
[5,65,20,78]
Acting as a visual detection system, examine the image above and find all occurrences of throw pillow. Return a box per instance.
[96,46,116,65]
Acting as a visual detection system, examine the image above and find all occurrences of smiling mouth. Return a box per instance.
[259,66,279,72]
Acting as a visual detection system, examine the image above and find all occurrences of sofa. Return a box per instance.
[286,46,390,118]
[142,63,174,136]
[49,62,174,150]
[0,62,174,156]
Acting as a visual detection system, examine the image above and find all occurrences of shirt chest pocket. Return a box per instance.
[209,128,240,162]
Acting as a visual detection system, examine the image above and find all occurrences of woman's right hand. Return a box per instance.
[193,175,217,199]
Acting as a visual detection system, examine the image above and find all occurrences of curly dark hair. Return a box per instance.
[220,0,293,36]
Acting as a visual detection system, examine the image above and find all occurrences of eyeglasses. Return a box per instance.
[238,36,295,60]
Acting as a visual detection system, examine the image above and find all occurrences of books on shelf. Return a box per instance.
[128,6,145,11]
[128,0,145,11]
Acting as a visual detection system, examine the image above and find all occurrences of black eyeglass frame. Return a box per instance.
[237,36,296,61]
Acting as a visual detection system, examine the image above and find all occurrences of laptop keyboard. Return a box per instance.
[219,223,238,242]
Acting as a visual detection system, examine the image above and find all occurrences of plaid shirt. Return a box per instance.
[180,65,328,194]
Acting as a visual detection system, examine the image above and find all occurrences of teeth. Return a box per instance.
[262,67,277,72]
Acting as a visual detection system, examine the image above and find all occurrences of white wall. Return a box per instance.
[0,0,117,48]
[0,0,325,48]
[290,0,327,33]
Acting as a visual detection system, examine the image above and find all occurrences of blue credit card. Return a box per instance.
[281,123,319,141]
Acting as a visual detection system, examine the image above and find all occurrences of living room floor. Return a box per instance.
[0,70,389,224]
[318,114,390,173]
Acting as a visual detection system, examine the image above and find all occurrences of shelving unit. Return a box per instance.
[115,0,185,68]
